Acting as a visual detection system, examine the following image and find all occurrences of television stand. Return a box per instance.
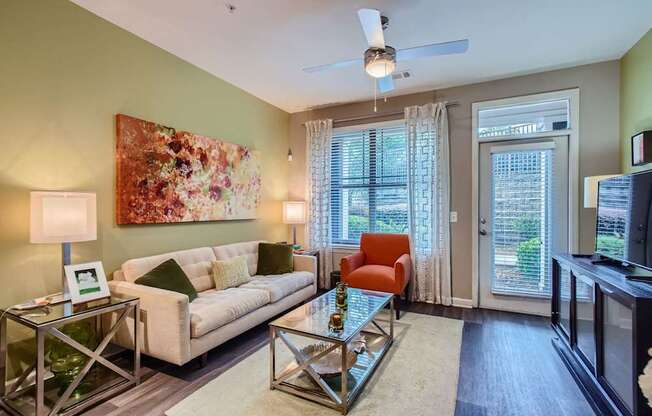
[552,254,652,416]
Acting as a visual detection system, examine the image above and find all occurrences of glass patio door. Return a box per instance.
[478,137,568,315]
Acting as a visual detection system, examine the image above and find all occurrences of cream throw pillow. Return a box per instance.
[212,256,252,290]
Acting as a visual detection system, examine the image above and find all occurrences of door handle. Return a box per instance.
[479,229,487,236]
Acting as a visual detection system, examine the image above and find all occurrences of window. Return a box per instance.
[331,124,408,245]
[478,99,570,139]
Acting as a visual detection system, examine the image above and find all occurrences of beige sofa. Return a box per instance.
[106,241,317,366]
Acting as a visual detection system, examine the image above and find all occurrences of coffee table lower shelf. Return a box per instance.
[269,317,393,414]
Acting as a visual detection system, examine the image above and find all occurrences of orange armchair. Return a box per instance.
[340,233,411,319]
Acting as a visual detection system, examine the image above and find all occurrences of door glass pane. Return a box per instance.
[491,149,553,297]
[603,294,633,412]
[575,275,595,368]
[559,266,571,337]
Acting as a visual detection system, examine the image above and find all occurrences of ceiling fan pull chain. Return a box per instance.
[373,79,378,112]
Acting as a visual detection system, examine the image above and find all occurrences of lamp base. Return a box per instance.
[62,242,71,300]
[292,225,297,246]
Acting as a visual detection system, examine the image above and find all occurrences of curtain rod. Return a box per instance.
[302,101,459,126]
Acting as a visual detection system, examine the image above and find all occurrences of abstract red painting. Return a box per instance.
[116,114,261,225]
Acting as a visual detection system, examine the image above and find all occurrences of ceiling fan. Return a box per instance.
[303,9,469,94]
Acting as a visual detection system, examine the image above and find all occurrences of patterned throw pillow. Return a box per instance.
[212,256,252,290]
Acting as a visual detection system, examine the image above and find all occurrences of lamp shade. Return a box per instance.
[283,201,306,224]
[30,191,97,243]
[583,175,619,208]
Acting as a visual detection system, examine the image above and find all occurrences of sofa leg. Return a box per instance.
[200,352,208,368]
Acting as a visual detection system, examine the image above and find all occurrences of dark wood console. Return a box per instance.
[552,254,652,416]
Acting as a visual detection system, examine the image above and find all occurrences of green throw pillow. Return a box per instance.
[257,243,293,275]
[135,259,198,302]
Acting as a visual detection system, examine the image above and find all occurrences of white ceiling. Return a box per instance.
[72,0,651,113]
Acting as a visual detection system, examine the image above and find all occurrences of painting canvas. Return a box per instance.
[116,114,261,224]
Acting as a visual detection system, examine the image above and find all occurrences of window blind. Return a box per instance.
[331,125,408,245]
[490,148,553,297]
[478,99,570,139]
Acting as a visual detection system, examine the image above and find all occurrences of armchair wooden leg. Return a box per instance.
[395,295,401,321]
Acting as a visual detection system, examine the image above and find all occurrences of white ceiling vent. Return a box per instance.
[392,70,411,80]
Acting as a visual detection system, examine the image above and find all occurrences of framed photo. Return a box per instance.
[64,261,110,304]
[632,131,652,167]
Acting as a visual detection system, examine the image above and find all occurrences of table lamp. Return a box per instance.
[283,201,306,247]
[30,191,97,298]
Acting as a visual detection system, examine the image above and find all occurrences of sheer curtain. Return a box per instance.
[405,102,452,304]
[305,119,333,288]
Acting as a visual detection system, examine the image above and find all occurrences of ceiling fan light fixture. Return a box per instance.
[364,46,396,78]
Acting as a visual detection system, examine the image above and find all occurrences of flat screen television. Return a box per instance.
[595,170,652,270]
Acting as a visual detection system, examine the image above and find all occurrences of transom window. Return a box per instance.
[478,99,570,139]
[330,124,408,246]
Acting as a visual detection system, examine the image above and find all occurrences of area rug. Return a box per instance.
[166,312,463,416]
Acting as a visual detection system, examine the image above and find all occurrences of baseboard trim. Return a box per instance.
[452,297,473,308]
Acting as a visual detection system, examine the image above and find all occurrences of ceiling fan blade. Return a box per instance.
[357,8,385,49]
[377,75,394,93]
[302,58,363,73]
[396,39,469,61]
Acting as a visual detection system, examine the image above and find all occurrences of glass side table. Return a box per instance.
[0,296,140,416]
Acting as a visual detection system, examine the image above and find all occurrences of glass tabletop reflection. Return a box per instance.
[1,296,138,327]
[270,288,392,342]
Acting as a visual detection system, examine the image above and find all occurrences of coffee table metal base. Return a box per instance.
[269,299,393,415]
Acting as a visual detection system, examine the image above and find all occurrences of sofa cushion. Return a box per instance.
[135,259,198,302]
[212,256,252,291]
[345,264,400,294]
[121,247,216,292]
[240,271,314,303]
[213,241,263,276]
[257,243,293,275]
[189,288,270,338]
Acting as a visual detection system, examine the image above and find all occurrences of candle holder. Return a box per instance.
[335,292,347,310]
[328,312,344,331]
[335,282,348,309]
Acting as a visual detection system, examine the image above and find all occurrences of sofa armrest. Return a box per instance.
[341,251,365,279]
[394,253,412,291]
[293,254,318,285]
[107,280,191,365]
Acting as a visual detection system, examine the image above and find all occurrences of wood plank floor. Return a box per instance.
[2,302,595,416]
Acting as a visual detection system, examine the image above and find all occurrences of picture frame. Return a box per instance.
[64,261,111,304]
[632,130,652,166]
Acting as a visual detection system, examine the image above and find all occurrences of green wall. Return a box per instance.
[621,29,652,172]
[0,0,290,308]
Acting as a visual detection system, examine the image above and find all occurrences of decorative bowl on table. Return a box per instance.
[299,334,367,377]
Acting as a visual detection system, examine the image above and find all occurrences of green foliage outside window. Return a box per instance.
[517,237,541,277]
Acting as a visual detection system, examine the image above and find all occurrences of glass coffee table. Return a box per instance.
[269,288,393,415]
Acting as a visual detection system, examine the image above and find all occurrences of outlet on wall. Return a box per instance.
[450,211,458,223]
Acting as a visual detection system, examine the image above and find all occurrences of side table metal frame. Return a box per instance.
[0,299,140,416]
